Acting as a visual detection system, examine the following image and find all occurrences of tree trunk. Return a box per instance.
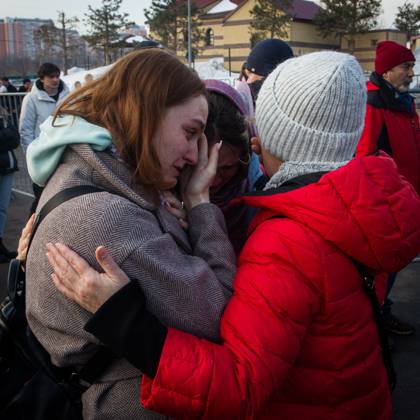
[62,27,68,75]
[349,34,355,55]
[105,16,110,65]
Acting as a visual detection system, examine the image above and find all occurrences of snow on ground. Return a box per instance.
[195,57,238,84]
[207,0,238,14]
[67,67,86,75]
[125,35,148,44]
[62,57,238,91]
[62,65,113,90]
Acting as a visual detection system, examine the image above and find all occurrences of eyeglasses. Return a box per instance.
[216,143,251,177]
[239,152,251,166]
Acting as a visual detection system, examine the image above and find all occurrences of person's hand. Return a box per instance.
[250,136,261,155]
[46,243,130,313]
[17,214,35,264]
[162,190,188,230]
[181,135,222,210]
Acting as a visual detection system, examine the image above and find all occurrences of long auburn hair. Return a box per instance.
[53,49,206,190]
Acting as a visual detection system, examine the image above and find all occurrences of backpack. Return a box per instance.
[0,186,115,420]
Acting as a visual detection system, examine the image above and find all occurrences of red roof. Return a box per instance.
[286,0,321,21]
[182,0,241,9]
[198,0,321,21]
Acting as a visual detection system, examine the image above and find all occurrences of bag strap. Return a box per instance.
[28,185,106,252]
[353,262,396,391]
[25,185,116,389]
[76,345,116,387]
[25,327,115,390]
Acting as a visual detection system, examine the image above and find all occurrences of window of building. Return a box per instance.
[348,39,355,50]
[371,39,378,47]
[205,28,214,46]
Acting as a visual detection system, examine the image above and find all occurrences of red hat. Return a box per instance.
[375,41,415,75]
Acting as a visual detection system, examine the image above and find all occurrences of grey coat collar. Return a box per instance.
[68,144,193,253]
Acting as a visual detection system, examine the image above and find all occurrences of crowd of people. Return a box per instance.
[0,38,420,419]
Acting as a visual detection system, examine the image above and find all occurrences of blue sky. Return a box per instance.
[1,0,413,35]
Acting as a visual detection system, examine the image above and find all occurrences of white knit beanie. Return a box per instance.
[256,51,367,188]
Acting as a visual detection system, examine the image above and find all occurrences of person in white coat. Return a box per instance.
[19,62,69,213]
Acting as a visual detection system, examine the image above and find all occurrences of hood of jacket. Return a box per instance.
[31,79,69,103]
[240,154,420,273]
[27,115,112,186]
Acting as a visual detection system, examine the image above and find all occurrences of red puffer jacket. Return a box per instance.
[356,78,420,194]
[141,155,420,419]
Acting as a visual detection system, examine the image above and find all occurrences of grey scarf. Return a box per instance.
[264,161,348,190]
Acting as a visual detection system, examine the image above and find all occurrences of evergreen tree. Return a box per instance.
[85,0,133,65]
[144,0,204,59]
[394,1,420,46]
[315,0,382,54]
[250,0,293,42]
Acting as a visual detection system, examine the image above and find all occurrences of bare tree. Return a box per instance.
[57,11,80,74]
[34,23,60,64]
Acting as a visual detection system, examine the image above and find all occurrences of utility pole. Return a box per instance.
[187,0,192,68]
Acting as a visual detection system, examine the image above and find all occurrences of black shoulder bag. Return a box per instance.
[0,186,115,420]
[354,262,397,392]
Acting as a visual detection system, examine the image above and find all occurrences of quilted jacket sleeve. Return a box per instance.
[356,104,384,156]
[141,219,322,419]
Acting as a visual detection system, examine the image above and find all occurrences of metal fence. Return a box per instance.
[0,92,26,127]
[1,92,33,196]
[12,147,33,197]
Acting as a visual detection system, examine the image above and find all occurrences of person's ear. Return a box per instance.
[382,70,390,82]
[250,136,262,155]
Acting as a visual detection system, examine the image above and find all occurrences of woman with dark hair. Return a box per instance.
[24,49,236,419]
[204,80,262,252]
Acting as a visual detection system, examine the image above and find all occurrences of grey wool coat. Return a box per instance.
[26,144,236,419]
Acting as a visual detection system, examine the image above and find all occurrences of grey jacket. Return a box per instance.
[19,80,69,151]
[26,144,236,419]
